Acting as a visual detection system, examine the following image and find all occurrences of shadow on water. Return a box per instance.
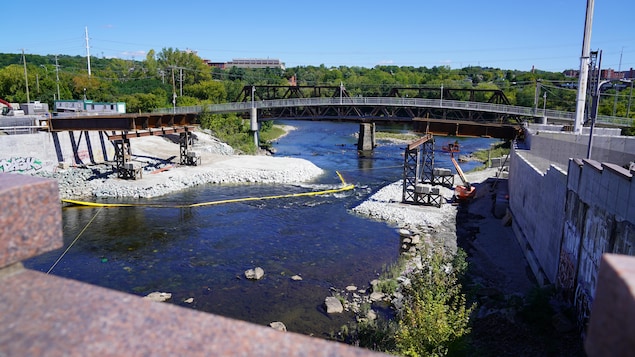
[25,120,499,337]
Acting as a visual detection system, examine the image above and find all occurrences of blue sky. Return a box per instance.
[2,0,634,72]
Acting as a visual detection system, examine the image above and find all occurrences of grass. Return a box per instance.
[375,131,422,142]
[472,141,511,162]
[259,125,286,143]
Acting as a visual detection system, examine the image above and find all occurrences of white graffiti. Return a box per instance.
[0,157,43,173]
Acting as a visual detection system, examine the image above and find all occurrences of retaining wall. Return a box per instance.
[0,131,114,173]
[559,159,635,327]
[509,147,568,284]
[525,125,635,169]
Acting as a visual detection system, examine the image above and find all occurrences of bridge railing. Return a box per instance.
[153,97,633,127]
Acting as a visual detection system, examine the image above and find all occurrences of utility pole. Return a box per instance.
[54,55,61,100]
[574,0,595,134]
[22,49,30,103]
[613,47,623,116]
[171,66,177,113]
[85,27,92,77]
[179,68,183,96]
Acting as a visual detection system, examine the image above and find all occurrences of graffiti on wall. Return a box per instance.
[0,157,43,173]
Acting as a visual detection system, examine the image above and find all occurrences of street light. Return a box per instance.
[587,79,610,159]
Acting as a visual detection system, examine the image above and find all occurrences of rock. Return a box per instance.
[269,321,287,332]
[367,309,377,321]
[184,297,194,303]
[324,296,344,314]
[410,234,421,245]
[290,275,303,281]
[245,267,265,280]
[143,292,172,302]
[345,285,357,292]
[370,291,385,302]
[398,228,411,237]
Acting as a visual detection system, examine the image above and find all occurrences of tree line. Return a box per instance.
[0,49,633,123]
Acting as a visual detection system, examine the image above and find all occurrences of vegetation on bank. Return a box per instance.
[346,248,475,356]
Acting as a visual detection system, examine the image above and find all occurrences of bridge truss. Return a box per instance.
[235,85,519,124]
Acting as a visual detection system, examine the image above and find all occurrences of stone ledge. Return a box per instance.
[0,174,62,268]
[0,174,383,356]
[585,254,635,356]
[0,266,382,356]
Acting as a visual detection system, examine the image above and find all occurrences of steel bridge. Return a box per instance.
[46,85,634,178]
[156,85,633,130]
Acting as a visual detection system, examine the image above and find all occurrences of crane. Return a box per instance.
[442,141,476,201]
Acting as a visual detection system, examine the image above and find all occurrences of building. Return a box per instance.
[224,58,285,70]
[54,100,126,116]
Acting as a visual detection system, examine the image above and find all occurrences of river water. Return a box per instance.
[25,120,497,337]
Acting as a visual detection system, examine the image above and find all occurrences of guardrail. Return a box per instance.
[153,97,634,127]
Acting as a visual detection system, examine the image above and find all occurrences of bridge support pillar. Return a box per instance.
[250,107,259,148]
[357,123,375,152]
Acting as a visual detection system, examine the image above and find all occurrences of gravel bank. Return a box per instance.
[34,130,324,200]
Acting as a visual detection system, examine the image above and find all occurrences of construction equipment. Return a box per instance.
[443,141,476,201]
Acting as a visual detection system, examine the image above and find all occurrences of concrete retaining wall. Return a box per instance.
[525,126,635,169]
[509,147,567,284]
[0,131,114,173]
[559,159,635,326]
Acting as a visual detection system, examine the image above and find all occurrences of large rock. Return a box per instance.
[143,292,172,302]
[324,296,344,314]
[269,321,287,332]
[245,267,265,280]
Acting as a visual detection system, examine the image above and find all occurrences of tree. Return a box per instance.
[184,80,227,104]
[0,64,29,102]
[154,48,211,86]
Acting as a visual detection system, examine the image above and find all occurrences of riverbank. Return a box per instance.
[34,128,323,200]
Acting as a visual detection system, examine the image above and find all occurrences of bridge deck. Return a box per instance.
[48,113,198,132]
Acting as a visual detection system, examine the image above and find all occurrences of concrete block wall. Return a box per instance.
[0,131,114,173]
[509,147,568,285]
[560,159,635,326]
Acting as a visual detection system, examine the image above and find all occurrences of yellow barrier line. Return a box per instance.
[62,171,354,209]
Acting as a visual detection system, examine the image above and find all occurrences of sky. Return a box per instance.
[2,0,634,73]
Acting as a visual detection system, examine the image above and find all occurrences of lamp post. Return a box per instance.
[587,79,609,159]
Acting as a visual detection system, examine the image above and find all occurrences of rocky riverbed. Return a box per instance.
[34,129,324,200]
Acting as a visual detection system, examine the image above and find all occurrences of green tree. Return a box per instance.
[154,47,211,86]
[184,80,227,103]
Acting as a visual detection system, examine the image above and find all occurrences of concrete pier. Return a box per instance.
[357,123,375,151]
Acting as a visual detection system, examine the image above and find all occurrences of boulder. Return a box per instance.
[245,267,265,280]
[345,285,357,292]
[290,275,303,281]
[269,321,287,332]
[143,292,172,302]
[370,291,385,302]
[324,296,344,314]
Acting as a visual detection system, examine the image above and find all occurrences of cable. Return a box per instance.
[46,207,103,274]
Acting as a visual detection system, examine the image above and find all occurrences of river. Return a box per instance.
[24,120,498,337]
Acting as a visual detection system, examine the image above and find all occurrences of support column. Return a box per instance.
[250,107,259,148]
[357,122,375,152]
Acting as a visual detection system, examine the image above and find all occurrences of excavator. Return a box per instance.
[0,98,24,116]
[442,141,476,201]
